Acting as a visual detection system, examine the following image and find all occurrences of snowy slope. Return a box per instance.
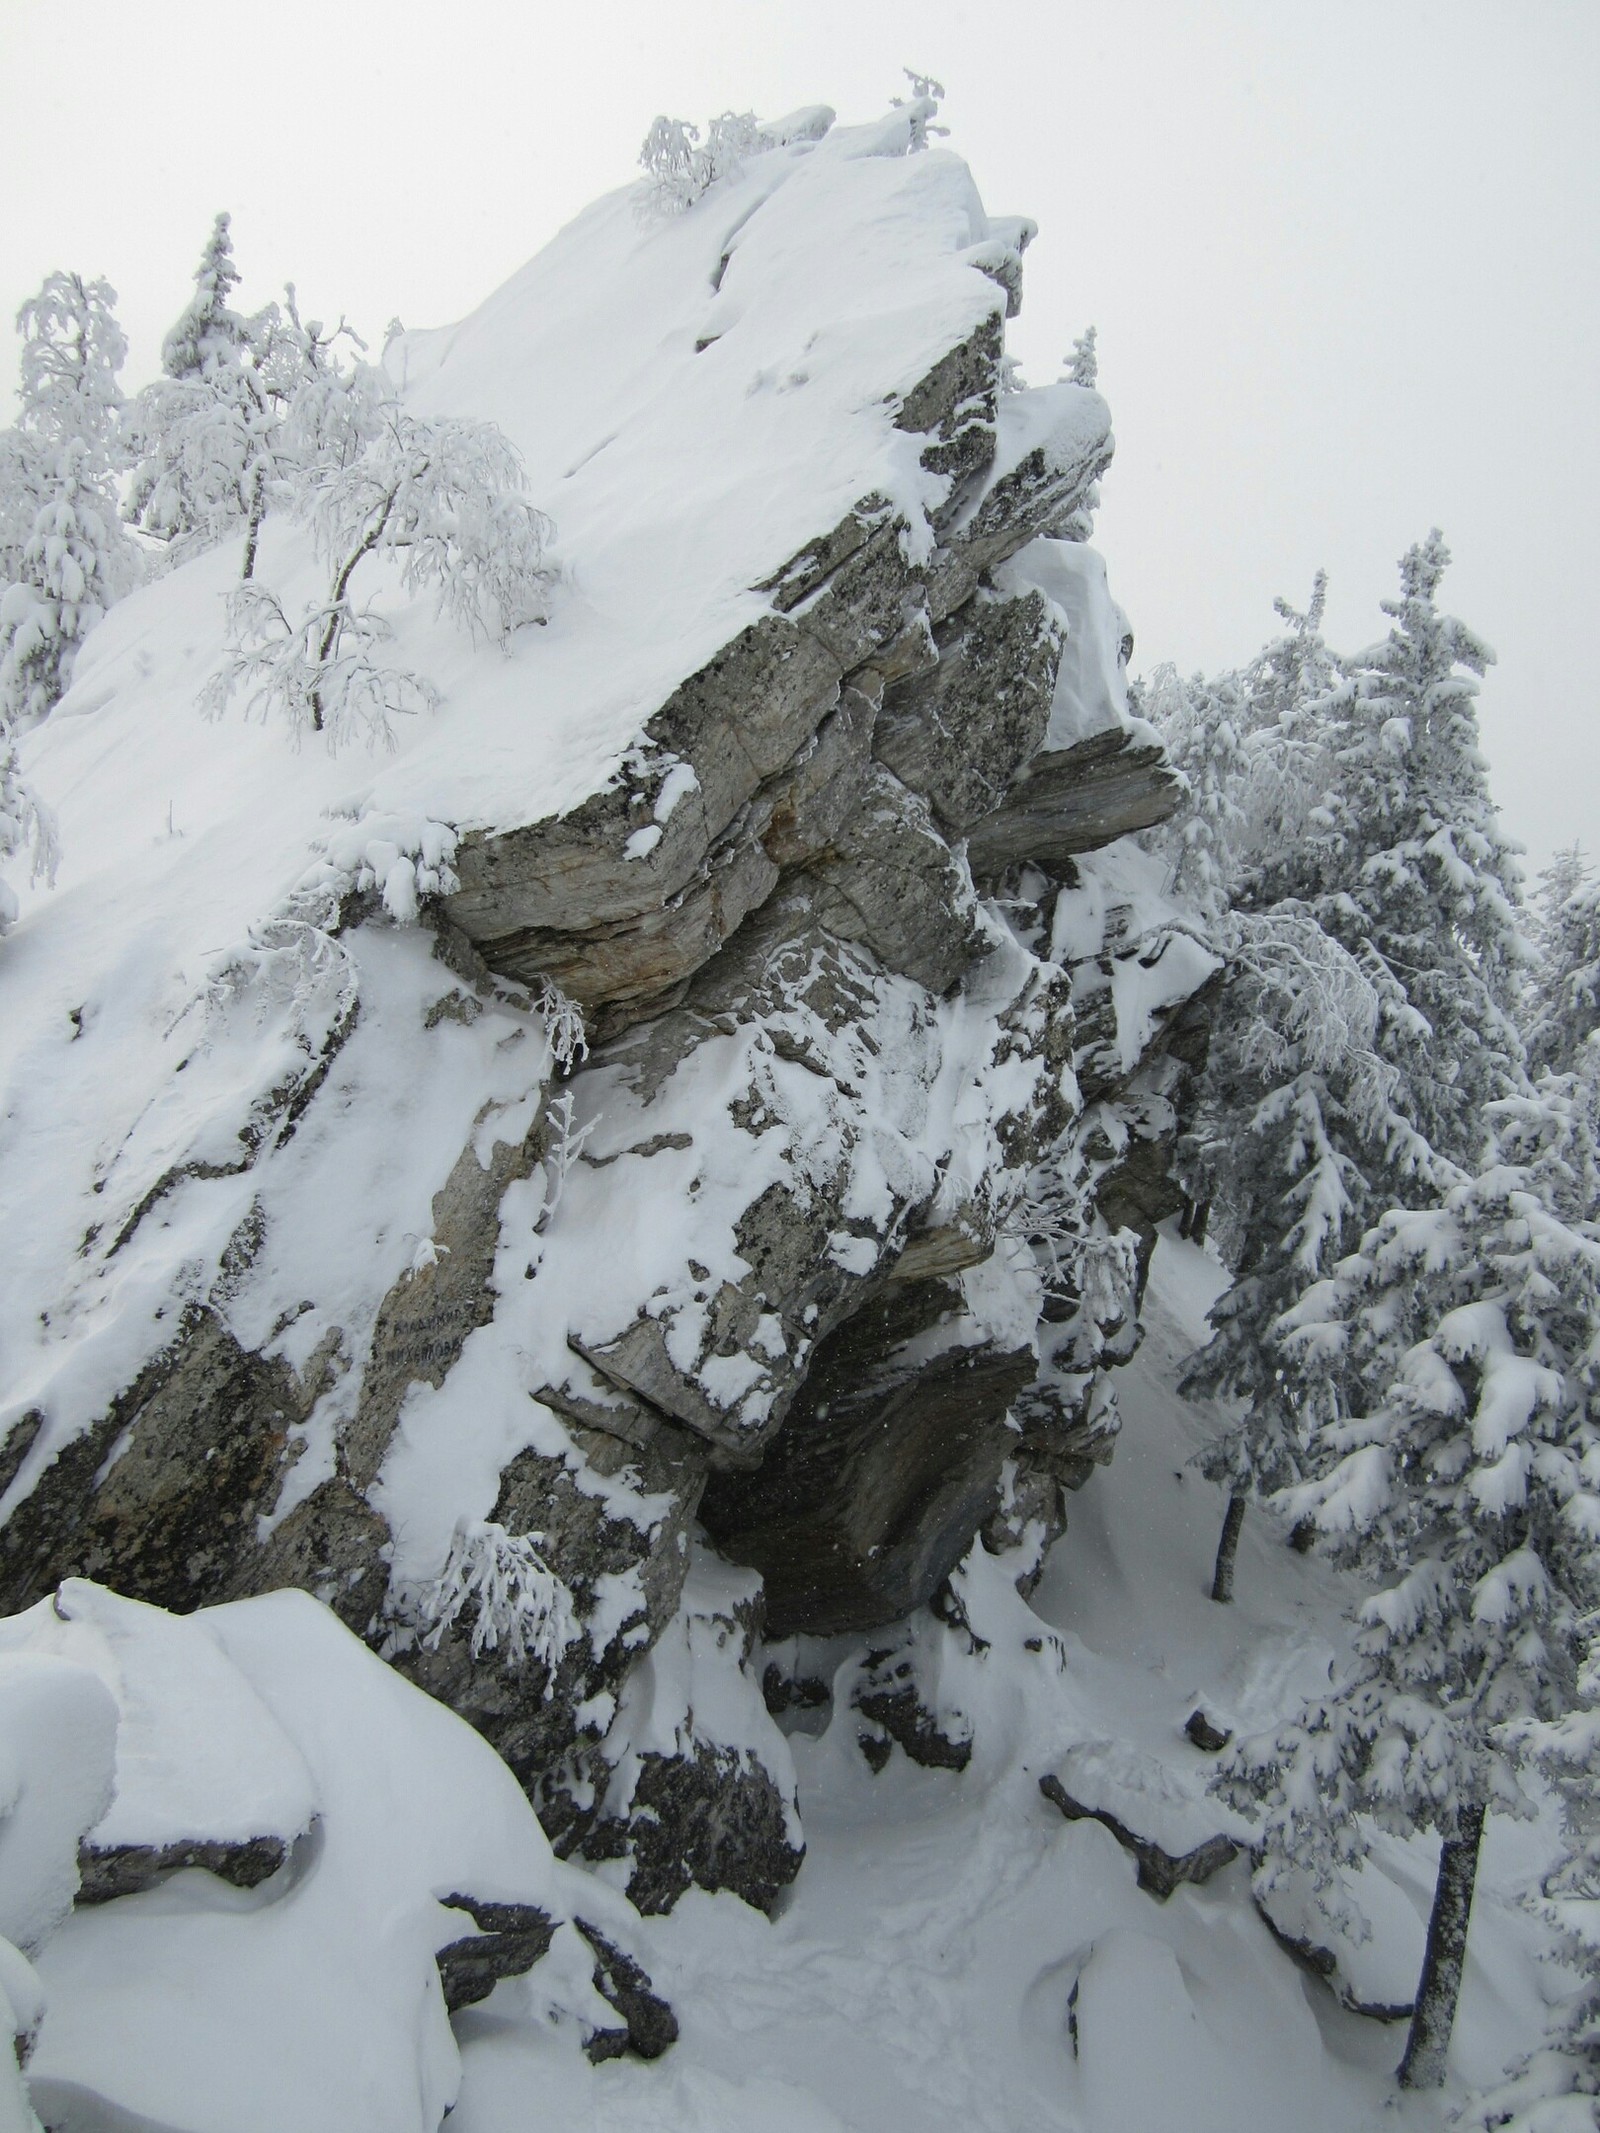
[0,104,1028,1515]
[445,1232,1557,2133]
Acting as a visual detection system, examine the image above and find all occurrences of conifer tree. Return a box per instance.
[1466,1646,1600,2128]
[127,214,285,576]
[1220,1089,1600,2088]
[1153,579,1431,1597]
[0,720,56,936]
[1181,906,1430,1599]
[1250,535,1528,1170]
[0,272,137,725]
[1067,325,1098,389]
[1528,845,1600,1084]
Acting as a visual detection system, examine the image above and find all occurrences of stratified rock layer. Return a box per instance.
[0,118,1212,1935]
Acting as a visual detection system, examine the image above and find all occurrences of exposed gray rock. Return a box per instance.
[966,726,1182,879]
[853,1637,974,1773]
[1184,1709,1232,1754]
[802,765,983,995]
[0,1307,330,1618]
[391,1411,709,1791]
[550,890,973,1465]
[873,589,1063,836]
[1252,1900,1415,2024]
[1039,1773,1239,1899]
[76,1833,291,1906]
[434,1895,557,2013]
[926,387,1115,622]
[577,1922,681,2060]
[700,1274,1036,1637]
[340,1102,550,1496]
[540,1550,803,1917]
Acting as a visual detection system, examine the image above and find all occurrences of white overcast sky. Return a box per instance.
[2,0,1595,872]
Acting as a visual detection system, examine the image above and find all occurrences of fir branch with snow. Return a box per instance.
[1222,1096,1600,2087]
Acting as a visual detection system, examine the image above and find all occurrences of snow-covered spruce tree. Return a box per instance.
[1151,580,1430,1599]
[1465,1640,1600,2130]
[203,365,553,745]
[1066,325,1098,389]
[1221,1093,1600,2089]
[1143,662,1252,931]
[1528,846,1600,1084]
[0,443,133,727]
[127,213,295,578]
[1180,906,1433,1600]
[0,272,139,726]
[1248,534,1528,1172]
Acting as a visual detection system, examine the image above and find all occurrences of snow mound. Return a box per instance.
[0,1579,318,1859]
[26,1586,565,2133]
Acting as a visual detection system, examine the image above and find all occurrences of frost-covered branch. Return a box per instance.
[203,367,554,746]
[410,1519,579,1677]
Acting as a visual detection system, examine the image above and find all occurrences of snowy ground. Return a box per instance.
[449,1229,1556,2131]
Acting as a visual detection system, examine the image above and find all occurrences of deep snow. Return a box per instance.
[440,1231,1559,2132]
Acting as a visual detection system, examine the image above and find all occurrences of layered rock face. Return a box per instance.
[0,109,1215,1924]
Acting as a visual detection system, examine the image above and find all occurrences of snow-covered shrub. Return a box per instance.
[637,109,770,215]
[1066,324,1098,388]
[0,729,58,937]
[191,913,357,1042]
[202,578,438,750]
[204,368,553,746]
[291,371,554,644]
[0,442,130,727]
[892,70,947,152]
[1,272,139,727]
[536,1088,596,1232]
[412,1520,579,1675]
[532,976,588,1074]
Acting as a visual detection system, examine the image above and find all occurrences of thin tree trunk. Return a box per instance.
[1210,1492,1247,1603]
[308,489,400,732]
[241,473,264,582]
[1397,1801,1487,2090]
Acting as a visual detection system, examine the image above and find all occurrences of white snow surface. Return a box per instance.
[0,1579,317,1854]
[442,1234,1556,2133]
[1000,539,1133,751]
[0,107,1043,1513]
[0,1239,1562,2131]
[0,1653,116,1957]
[26,1587,567,2133]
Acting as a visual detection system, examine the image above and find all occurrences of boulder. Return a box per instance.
[540,1550,804,1917]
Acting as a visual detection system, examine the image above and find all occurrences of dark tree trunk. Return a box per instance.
[1180,1196,1211,1245]
[1210,1492,1247,1604]
[1397,1801,1487,2090]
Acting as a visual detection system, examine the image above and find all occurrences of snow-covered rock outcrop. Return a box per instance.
[1,1580,673,2132]
[0,99,1213,2090]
